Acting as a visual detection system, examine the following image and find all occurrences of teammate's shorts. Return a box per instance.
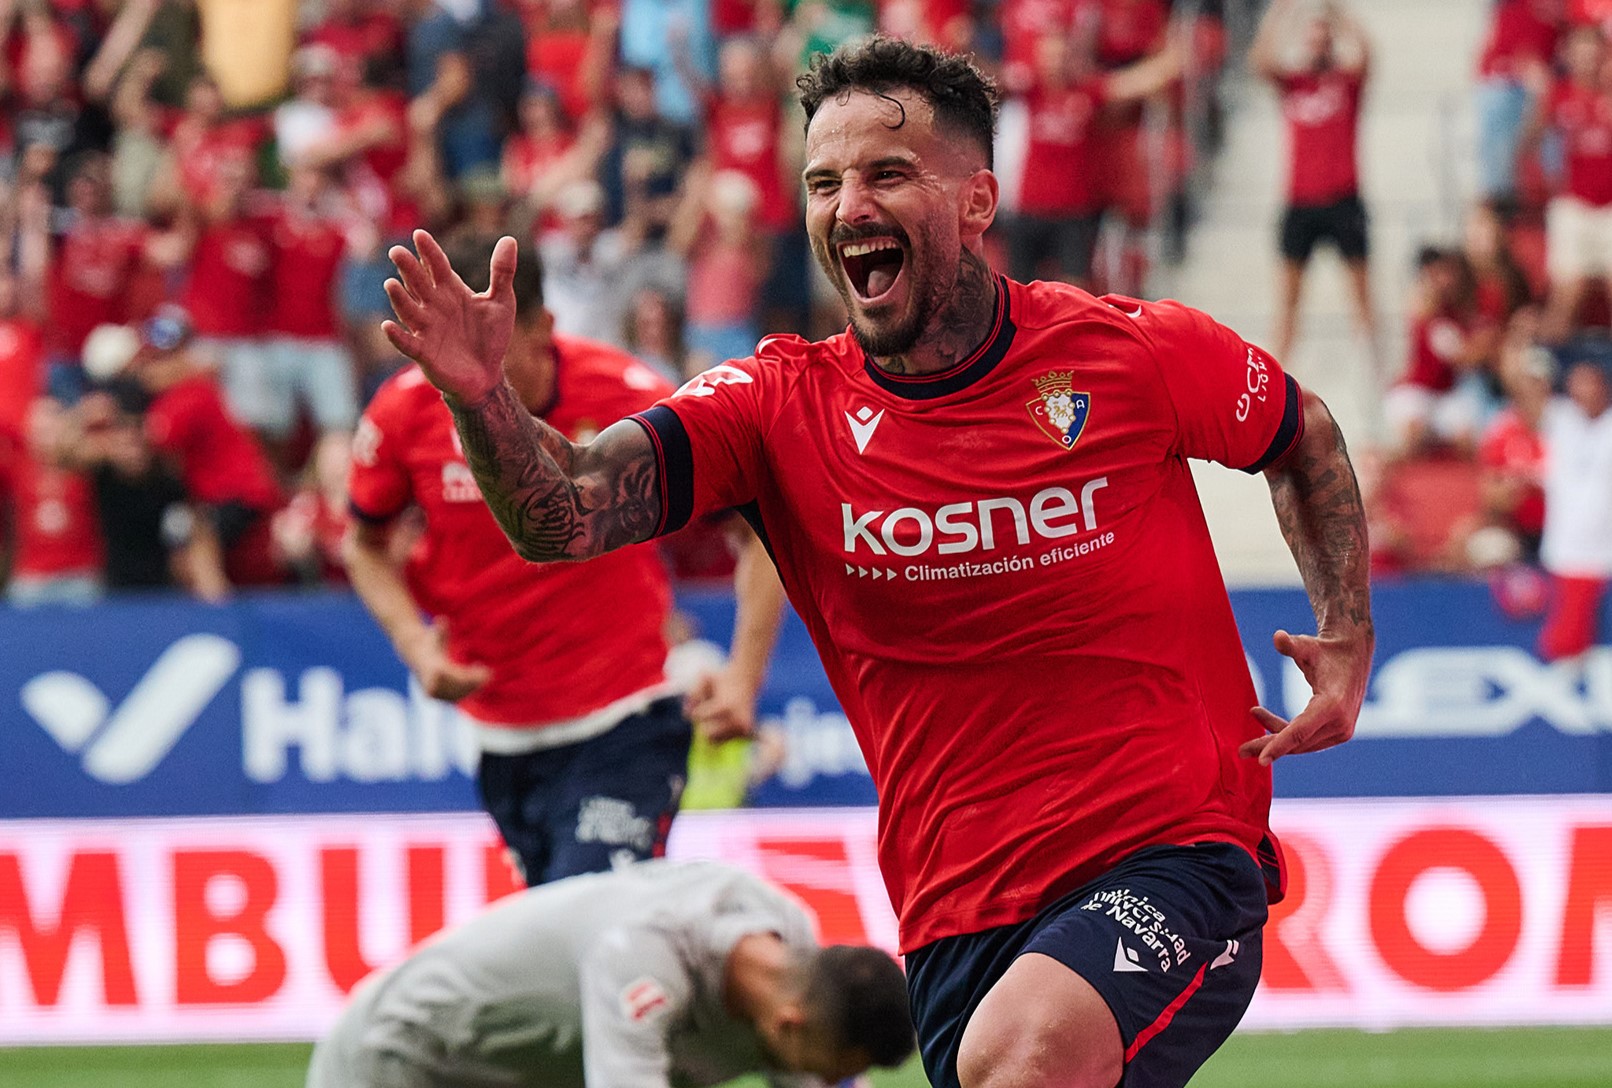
[1280,194,1370,263]
[905,842,1267,1088]
[477,697,691,886]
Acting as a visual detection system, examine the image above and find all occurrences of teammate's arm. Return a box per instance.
[382,230,663,562]
[688,525,787,742]
[1247,389,1374,765]
[342,519,492,701]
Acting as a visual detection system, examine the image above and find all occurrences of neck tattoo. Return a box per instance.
[874,250,998,376]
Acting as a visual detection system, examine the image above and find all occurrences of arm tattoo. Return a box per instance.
[1265,398,1374,635]
[447,382,663,561]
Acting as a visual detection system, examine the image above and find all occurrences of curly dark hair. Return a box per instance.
[796,37,999,169]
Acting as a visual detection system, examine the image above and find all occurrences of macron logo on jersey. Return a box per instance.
[845,406,885,453]
[842,479,1109,558]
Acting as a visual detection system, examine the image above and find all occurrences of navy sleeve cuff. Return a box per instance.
[629,405,695,537]
[1242,374,1305,474]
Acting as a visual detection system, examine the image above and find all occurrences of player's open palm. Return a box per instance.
[1241,628,1371,765]
[382,230,517,404]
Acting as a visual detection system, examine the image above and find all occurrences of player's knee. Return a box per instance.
[955,1012,1122,1088]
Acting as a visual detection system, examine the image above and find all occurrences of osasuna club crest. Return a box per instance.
[1026,371,1091,451]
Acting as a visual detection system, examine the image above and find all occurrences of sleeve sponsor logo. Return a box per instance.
[1236,346,1271,423]
[674,364,755,399]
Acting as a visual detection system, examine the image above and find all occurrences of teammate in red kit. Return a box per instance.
[348,233,781,886]
[381,39,1373,1088]
[1252,0,1378,368]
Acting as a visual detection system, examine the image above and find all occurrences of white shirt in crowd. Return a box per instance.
[1541,396,1612,578]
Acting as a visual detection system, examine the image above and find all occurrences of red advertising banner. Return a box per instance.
[1,798,1610,1043]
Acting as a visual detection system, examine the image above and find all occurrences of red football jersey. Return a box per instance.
[1548,81,1612,206]
[49,217,147,354]
[707,96,796,231]
[1278,69,1363,206]
[266,203,347,339]
[348,335,677,728]
[1019,79,1107,216]
[632,278,1299,951]
[0,443,102,579]
[145,375,283,511]
[181,213,274,337]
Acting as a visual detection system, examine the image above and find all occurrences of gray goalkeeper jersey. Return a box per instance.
[307,860,825,1088]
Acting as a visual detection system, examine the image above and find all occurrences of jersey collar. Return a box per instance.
[860,275,1017,401]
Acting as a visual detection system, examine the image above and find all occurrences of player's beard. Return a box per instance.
[816,224,952,361]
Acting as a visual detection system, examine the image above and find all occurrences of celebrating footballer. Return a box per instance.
[382,36,1374,1088]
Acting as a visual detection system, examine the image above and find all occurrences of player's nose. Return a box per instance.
[835,174,880,227]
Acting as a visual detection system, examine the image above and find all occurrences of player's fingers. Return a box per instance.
[381,319,421,359]
[1238,732,1277,761]
[486,235,519,301]
[388,243,433,299]
[1250,705,1287,734]
[415,229,459,290]
[383,278,426,327]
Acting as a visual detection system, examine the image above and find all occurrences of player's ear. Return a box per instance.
[958,168,999,240]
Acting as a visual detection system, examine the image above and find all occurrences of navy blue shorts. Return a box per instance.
[476,697,692,886]
[906,843,1268,1088]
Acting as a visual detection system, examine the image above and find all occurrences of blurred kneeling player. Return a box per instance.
[307,860,915,1088]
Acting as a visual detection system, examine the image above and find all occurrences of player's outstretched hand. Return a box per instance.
[687,668,760,744]
[382,230,516,405]
[405,620,493,703]
[1240,628,1370,766]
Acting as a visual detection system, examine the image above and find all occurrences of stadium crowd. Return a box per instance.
[0,0,1223,603]
[1360,0,1612,661]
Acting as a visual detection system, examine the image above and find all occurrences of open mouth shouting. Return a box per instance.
[837,235,908,307]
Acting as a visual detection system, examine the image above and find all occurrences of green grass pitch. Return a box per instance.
[2,1028,1610,1087]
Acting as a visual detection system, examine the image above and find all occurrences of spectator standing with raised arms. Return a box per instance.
[381,38,1373,1088]
[1252,0,1378,372]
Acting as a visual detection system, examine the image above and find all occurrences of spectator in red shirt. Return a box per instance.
[47,152,147,377]
[151,151,277,442]
[96,307,286,588]
[517,0,617,124]
[0,177,49,429]
[1252,0,1378,369]
[503,80,607,238]
[1384,247,1490,457]
[1007,31,1180,288]
[1478,333,1552,562]
[0,397,103,606]
[263,163,360,463]
[668,167,769,372]
[302,0,405,76]
[152,70,268,214]
[691,36,810,328]
[1475,0,1562,202]
[1520,24,1612,342]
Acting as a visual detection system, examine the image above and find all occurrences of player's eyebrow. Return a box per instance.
[802,154,920,185]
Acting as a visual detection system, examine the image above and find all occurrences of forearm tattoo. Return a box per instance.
[1266,400,1374,635]
[447,383,663,561]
